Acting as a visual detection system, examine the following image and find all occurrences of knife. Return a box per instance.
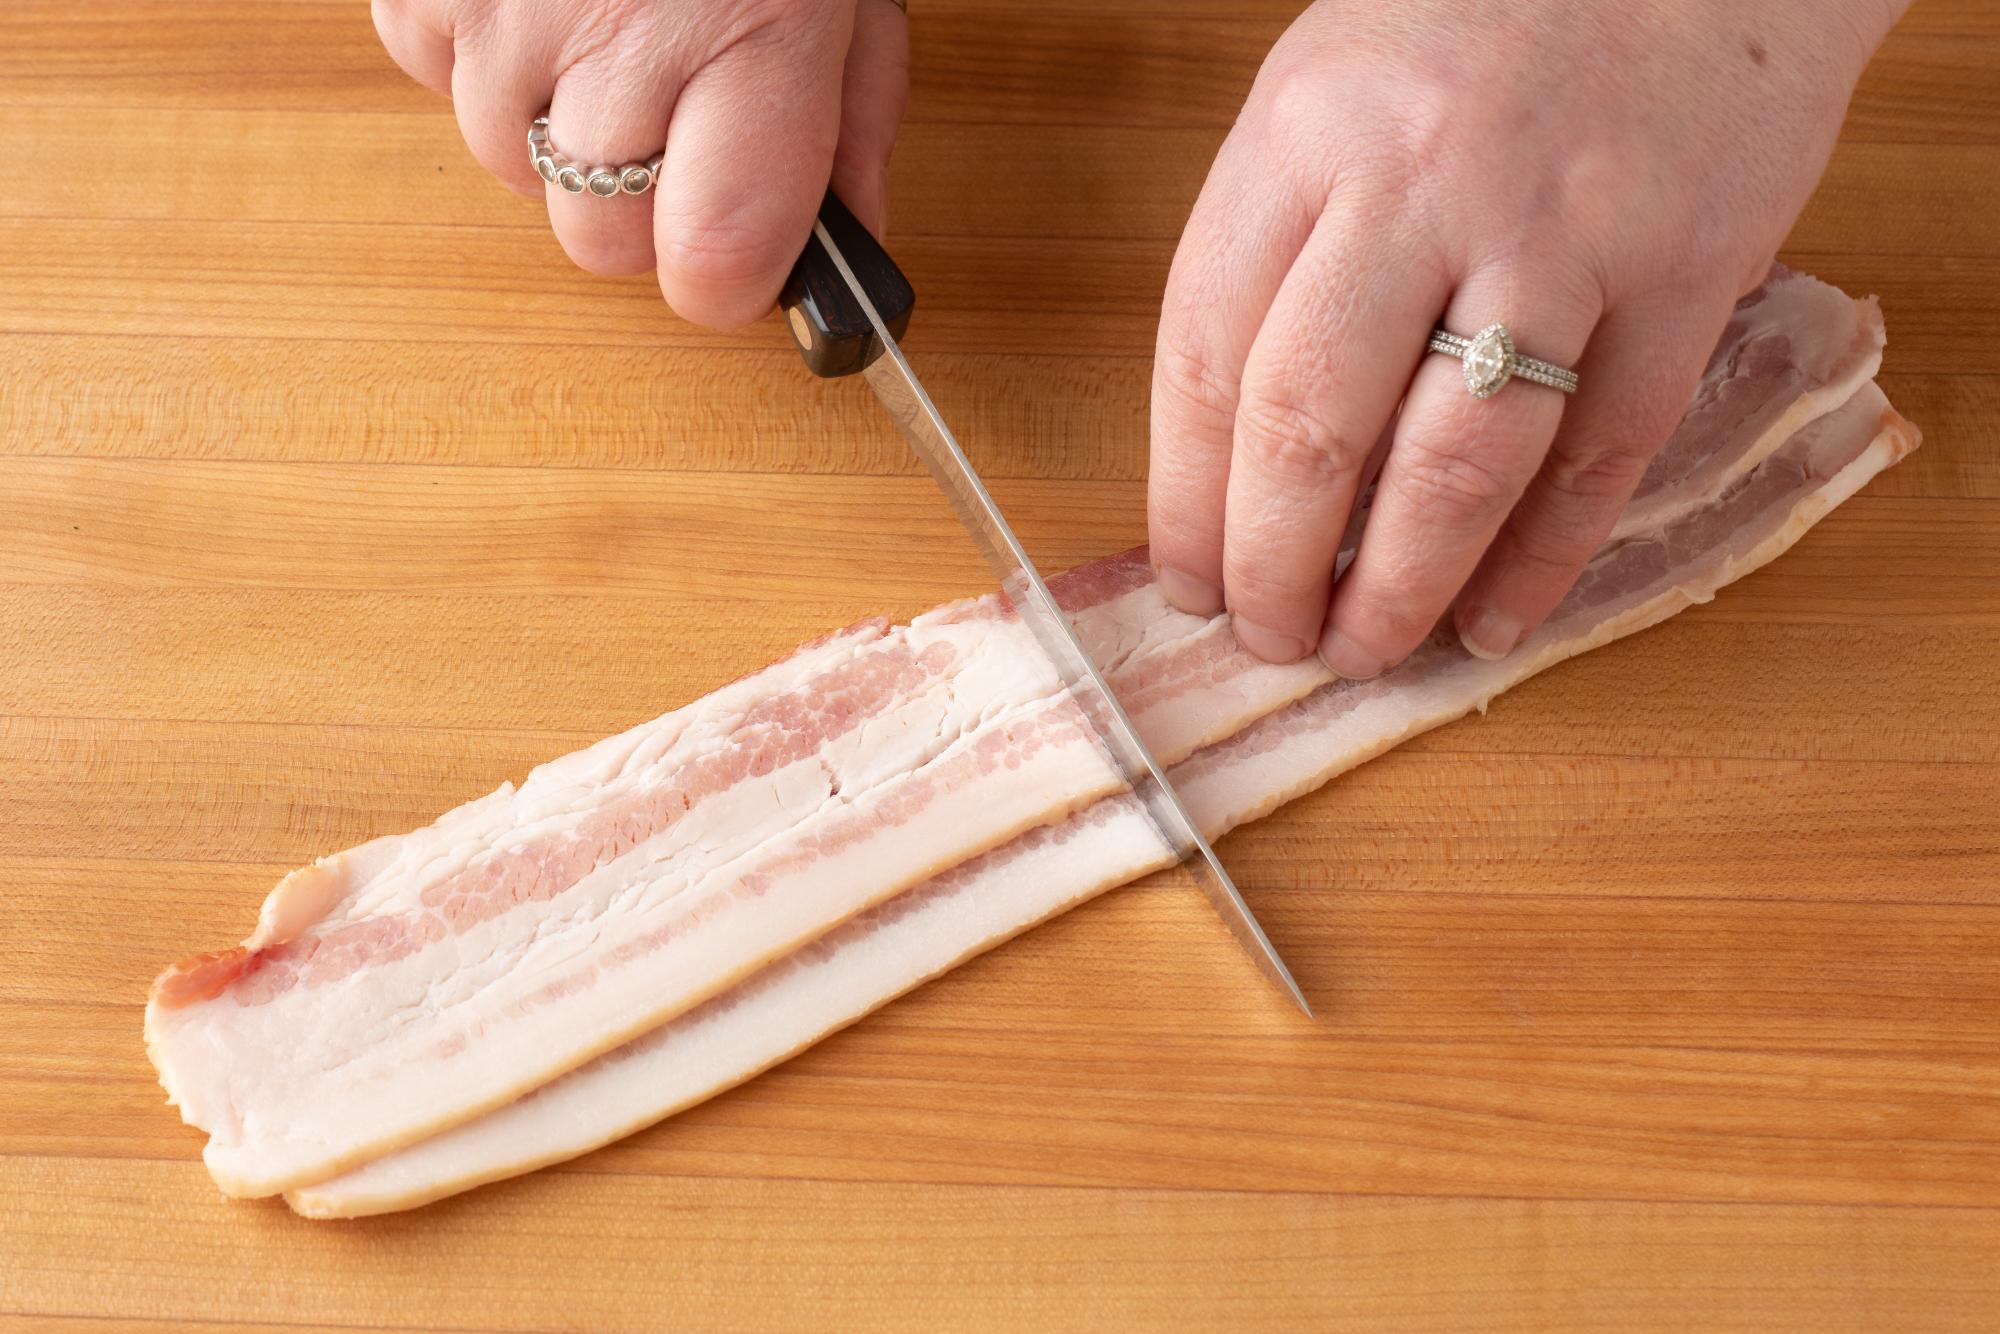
[779,190,1311,1016]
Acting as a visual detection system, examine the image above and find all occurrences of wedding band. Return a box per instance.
[1428,323,1579,399]
[528,117,662,197]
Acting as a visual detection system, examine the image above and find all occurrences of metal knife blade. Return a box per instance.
[808,217,1311,1017]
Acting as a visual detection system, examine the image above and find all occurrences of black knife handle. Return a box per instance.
[779,189,916,378]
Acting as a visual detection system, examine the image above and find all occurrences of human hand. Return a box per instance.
[371,0,908,325]
[1147,0,1905,671]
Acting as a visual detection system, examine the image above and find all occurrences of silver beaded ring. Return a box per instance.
[528,117,663,198]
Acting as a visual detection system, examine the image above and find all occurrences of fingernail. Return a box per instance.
[1156,565,1224,617]
[1459,607,1525,661]
[1317,628,1385,681]
[1230,615,1309,664]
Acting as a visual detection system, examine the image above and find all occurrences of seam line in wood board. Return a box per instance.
[0,455,1101,484]
[0,1307,523,1334]
[0,325,1159,360]
[0,327,1990,374]
[0,328,1162,363]
[9,1149,2000,1218]
[13,1003,2000,1061]
[0,212,1193,250]
[2,224,1994,269]
[0,101,1980,149]
[8,205,1997,253]
[0,211,1202,248]
[1,324,1996,379]
[3,455,1991,506]
[532,1099,2000,1182]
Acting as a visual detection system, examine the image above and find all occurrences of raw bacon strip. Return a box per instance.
[148,559,1328,1197]
[1610,265,1882,543]
[150,266,1888,1200]
[289,384,1917,1218]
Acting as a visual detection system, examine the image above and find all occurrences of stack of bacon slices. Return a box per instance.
[145,266,1918,1218]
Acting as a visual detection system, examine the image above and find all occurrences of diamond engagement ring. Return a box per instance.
[1428,323,1580,399]
[528,117,662,197]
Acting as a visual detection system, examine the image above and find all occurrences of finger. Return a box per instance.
[1335,415,1400,576]
[1219,211,1448,661]
[1146,130,1324,617]
[450,25,560,199]
[372,0,453,96]
[653,7,854,328]
[829,0,910,238]
[1451,289,1736,658]
[1321,264,1601,678]
[544,47,682,276]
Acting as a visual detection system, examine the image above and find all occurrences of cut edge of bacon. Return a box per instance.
[142,616,898,1015]
[147,854,375,1007]
[286,385,1919,1220]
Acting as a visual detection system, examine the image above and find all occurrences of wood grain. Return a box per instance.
[8,1161,1997,1332]
[3,0,1998,1328]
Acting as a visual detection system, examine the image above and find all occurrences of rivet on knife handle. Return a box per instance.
[778,189,915,379]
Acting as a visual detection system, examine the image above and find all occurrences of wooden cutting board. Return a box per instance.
[4,2,1998,1328]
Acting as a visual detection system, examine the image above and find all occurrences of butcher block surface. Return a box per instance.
[4,1,1999,1328]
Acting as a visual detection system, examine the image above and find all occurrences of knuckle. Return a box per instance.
[658,215,788,300]
[713,0,841,54]
[1543,440,1652,505]
[1233,390,1369,488]
[1252,63,1334,142]
[1391,434,1522,530]
[1499,441,1654,572]
[1339,591,1436,659]
[443,0,507,48]
[1368,96,1454,189]
[737,0,818,30]
[1222,551,1323,610]
[1145,472,1222,553]
[1501,505,1600,578]
[1152,337,1241,436]
[1146,507,1220,567]
[559,228,654,278]
[1504,444,1656,580]
[561,0,651,55]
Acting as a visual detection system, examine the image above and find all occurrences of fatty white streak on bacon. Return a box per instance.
[147,554,1332,1196]
[288,379,1916,1218]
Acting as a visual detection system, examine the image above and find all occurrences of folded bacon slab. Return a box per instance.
[289,380,1917,1218]
[1610,264,1882,543]
[146,265,1907,1209]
